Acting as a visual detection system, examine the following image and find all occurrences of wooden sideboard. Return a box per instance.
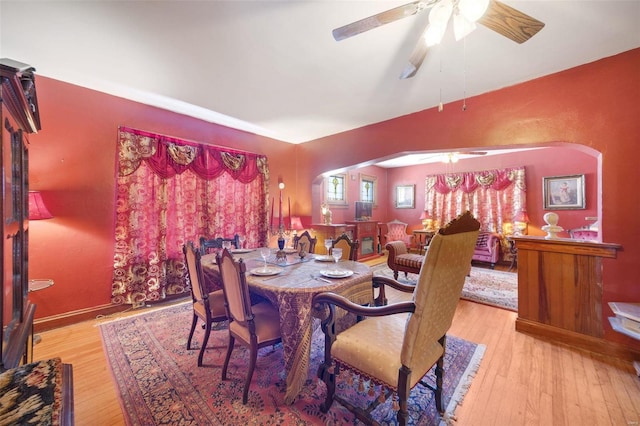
[346,221,379,261]
[513,236,629,358]
[311,224,355,255]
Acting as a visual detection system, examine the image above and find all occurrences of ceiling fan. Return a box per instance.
[332,0,545,79]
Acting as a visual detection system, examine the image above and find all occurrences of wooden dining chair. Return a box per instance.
[313,211,480,425]
[199,234,240,255]
[183,241,227,367]
[293,230,317,253]
[332,233,359,261]
[216,248,282,404]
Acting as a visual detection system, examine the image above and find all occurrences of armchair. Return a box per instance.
[471,232,501,268]
[199,235,240,255]
[385,219,413,250]
[385,240,424,280]
[313,211,480,425]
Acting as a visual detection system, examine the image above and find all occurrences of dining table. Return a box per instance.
[201,248,373,404]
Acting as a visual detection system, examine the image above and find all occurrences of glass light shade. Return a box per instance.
[453,13,477,41]
[28,191,53,220]
[458,0,490,22]
[423,23,447,47]
[429,0,453,26]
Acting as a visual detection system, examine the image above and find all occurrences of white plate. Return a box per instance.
[315,255,334,262]
[231,248,253,254]
[320,269,354,279]
[250,266,283,276]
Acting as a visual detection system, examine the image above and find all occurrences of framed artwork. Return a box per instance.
[543,174,585,210]
[395,184,415,209]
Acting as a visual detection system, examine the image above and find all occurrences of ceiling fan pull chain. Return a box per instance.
[462,35,468,111]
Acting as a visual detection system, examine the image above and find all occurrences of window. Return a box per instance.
[359,174,377,205]
[326,174,346,204]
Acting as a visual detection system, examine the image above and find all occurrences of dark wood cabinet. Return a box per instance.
[0,58,41,371]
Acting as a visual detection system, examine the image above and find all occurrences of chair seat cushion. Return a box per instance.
[395,254,424,270]
[332,313,444,389]
[193,289,227,318]
[230,302,281,344]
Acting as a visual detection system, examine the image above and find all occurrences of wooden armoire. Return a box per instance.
[0,58,41,370]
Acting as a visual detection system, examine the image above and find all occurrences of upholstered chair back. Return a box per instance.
[332,233,359,261]
[385,219,412,248]
[217,249,252,324]
[294,230,318,253]
[185,241,205,303]
[400,214,480,380]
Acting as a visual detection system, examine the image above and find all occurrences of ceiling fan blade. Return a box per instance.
[399,37,429,79]
[333,1,432,41]
[477,0,545,44]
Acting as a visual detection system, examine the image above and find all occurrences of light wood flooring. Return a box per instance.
[33,258,640,425]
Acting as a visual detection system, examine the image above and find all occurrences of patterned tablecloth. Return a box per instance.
[201,249,373,404]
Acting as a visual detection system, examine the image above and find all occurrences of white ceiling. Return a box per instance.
[1,1,639,145]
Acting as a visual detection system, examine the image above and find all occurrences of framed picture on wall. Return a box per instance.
[543,174,585,210]
[395,184,415,209]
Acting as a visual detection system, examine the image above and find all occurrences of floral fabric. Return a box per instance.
[112,127,270,304]
[424,166,526,233]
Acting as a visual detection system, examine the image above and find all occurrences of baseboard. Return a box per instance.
[515,318,640,361]
[33,303,131,332]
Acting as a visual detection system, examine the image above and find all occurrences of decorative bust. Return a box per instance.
[321,203,332,225]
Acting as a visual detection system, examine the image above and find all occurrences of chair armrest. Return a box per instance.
[372,275,415,306]
[314,291,415,318]
[386,240,408,256]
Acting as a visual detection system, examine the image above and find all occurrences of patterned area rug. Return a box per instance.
[371,264,518,312]
[100,302,485,425]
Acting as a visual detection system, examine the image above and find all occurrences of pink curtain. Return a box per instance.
[112,127,270,305]
[424,166,526,233]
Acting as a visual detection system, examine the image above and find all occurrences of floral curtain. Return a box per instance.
[424,166,526,233]
[112,126,270,305]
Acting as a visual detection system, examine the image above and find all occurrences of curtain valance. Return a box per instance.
[118,126,268,183]
[425,167,525,195]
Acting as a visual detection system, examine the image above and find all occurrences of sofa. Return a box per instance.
[385,240,424,280]
[472,231,501,268]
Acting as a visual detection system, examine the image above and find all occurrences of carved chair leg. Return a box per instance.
[197,321,212,367]
[393,270,399,280]
[397,366,411,426]
[243,342,258,404]
[320,361,338,413]
[222,335,235,381]
[187,314,198,350]
[435,336,446,414]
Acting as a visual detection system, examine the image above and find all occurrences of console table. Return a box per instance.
[513,236,624,357]
[412,229,435,254]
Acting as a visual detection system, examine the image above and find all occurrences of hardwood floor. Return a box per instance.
[33,257,640,425]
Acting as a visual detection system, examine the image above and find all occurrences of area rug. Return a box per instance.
[371,264,518,312]
[100,302,485,425]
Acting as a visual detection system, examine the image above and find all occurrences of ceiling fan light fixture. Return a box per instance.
[429,0,453,25]
[458,0,490,23]
[423,23,448,46]
[453,12,476,40]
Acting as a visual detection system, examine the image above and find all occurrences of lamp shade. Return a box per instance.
[514,210,530,223]
[28,191,53,220]
[290,216,304,231]
[419,210,430,220]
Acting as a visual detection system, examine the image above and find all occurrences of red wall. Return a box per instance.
[299,48,640,349]
[383,146,598,236]
[29,48,639,351]
[28,79,298,318]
